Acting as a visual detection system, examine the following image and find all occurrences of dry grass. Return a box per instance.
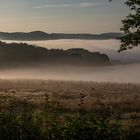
[0,79,139,138]
[0,79,140,115]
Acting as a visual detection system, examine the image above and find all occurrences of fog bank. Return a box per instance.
[1,63,140,83]
[1,39,140,83]
[4,39,140,63]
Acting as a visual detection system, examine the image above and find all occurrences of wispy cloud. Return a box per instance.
[34,4,71,9]
[33,2,100,9]
[79,2,100,8]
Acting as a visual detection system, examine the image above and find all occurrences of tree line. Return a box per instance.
[0,41,110,68]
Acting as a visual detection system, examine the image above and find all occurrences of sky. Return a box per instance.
[0,0,129,33]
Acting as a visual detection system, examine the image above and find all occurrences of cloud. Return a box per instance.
[79,2,100,8]
[33,2,100,9]
[34,4,71,9]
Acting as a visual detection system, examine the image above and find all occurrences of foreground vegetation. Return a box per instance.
[0,80,140,140]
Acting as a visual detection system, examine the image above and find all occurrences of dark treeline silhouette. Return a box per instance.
[0,31,123,41]
[0,41,110,68]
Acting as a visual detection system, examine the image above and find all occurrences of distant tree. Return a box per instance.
[0,41,110,67]
[110,0,140,52]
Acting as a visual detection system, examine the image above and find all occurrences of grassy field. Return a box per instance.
[0,80,139,112]
[0,79,140,139]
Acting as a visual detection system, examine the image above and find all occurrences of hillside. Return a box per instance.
[0,41,110,68]
[0,31,123,41]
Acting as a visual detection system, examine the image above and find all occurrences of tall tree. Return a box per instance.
[111,0,140,52]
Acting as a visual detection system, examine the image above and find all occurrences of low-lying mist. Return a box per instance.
[1,63,140,83]
[1,39,140,83]
[4,39,140,63]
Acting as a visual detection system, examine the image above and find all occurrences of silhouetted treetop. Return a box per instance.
[110,0,140,51]
[0,41,110,68]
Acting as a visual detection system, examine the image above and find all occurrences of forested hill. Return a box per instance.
[0,41,110,68]
[0,31,123,41]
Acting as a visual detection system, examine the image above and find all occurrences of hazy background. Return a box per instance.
[1,39,140,83]
[0,0,139,83]
[0,0,129,33]
[4,39,140,63]
[1,63,140,83]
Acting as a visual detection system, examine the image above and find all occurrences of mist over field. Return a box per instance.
[0,1,140,138]
[1,39,140,83]
[0,63,140,83]
[4,39,140,63]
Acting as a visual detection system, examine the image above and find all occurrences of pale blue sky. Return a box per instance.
[0,0,129,33]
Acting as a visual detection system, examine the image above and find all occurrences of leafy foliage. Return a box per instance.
[110,0,140,52]
[0,93,122,140]
[119,0,140,52]
[0,41,110,67]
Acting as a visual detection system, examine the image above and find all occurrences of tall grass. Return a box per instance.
[0,80,139,140]
[0,93,123,140]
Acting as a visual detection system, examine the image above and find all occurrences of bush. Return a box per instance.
[0,93,122,140]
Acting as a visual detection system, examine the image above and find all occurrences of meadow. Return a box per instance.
[0,80,139,139]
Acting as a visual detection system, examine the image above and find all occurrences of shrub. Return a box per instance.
[0,93,122,140]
